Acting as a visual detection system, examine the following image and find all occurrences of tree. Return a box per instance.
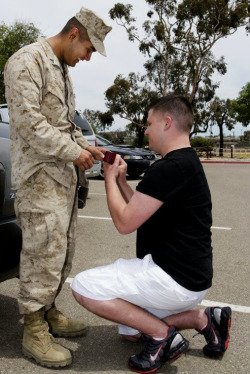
[104,72,159,146]
[209,97,236,156]
[230,82,250,127]
[82,108,114,132]
[109,0,248,135]
[0,21,41,103]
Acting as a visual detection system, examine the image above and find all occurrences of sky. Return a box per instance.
[1,0,249,136]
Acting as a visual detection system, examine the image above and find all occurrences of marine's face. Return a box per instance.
[64,39,95,67]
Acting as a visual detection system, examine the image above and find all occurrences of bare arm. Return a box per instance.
[104,156,163,234]
[117,157,134,203]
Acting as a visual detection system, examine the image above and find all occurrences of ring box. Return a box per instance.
[103,151,116,164]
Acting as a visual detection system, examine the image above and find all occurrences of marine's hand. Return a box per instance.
[86,145,105,161]
[74,149,95,171]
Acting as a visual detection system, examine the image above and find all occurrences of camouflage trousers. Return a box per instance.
[15,168,78,315]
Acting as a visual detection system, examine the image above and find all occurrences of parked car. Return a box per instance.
[96,134,157,178]
[74,110,101,179]
[0,121,22,282]
[0,103,9,123]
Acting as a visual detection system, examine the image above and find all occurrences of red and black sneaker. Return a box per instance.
[128,326,189,373]
[198,306,232,358]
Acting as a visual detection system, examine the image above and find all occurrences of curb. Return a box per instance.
[201,160,250,164]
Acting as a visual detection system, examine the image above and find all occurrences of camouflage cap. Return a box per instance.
[75,6,112,57]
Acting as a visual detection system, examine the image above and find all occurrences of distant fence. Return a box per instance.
[194,147,250,159]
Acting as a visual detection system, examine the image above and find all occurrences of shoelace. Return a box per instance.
[193,326,216,343]
[139,340,163,360]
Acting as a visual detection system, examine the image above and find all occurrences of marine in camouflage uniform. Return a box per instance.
[5,36,89,315]
[4,6,111,368]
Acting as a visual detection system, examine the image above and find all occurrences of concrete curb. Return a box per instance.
[201,159,250,164]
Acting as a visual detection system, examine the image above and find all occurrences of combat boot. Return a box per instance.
[46,306,87,337]
[22,309,72,368]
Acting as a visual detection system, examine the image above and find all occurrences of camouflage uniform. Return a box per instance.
[4,37,90,314]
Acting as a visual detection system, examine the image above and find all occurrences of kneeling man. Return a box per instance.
[71,95,231,373]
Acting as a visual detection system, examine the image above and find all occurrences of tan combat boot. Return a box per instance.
[22,309,72,368]
[46,306,87,337]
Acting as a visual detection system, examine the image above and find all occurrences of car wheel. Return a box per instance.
[99,166,105,179]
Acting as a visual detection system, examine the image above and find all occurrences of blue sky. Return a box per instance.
[1,0,249,136]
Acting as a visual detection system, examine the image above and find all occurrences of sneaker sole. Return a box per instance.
[203,307,232,358]
[127,361,160,374]
[22,347,72,368]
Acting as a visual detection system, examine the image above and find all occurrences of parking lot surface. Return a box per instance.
[0,164,249,374]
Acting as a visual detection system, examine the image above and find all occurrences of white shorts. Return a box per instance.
[71,254,207,336]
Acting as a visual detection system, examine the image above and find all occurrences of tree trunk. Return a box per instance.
[137,126,145,148]
[219,124,224,157]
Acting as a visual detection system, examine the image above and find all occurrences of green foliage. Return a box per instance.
[209,97,236,154]
[190,136,215,148]
[83,108,114,132]
[99,131,126,144]
[230,82,250,127]
[132,135,149,148]
[177,0,248,36]
[0,21,41,103]
[104,72,159,147]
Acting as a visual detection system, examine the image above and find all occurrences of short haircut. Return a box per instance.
[60,17,90,42]
[148,95,194,133]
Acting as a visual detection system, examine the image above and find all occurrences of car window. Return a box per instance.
[0,104,9,123]
[74,111,93,136]
[96,136,113,146]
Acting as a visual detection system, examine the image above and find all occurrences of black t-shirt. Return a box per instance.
[136,147,213,291]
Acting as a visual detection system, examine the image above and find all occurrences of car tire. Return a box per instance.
[99,166,105,179]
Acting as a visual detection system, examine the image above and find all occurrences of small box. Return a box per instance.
[103,151,116,164]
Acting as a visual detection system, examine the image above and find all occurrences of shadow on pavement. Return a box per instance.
[0,293,23,359]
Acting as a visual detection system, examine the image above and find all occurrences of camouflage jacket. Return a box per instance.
[4,37,90,189]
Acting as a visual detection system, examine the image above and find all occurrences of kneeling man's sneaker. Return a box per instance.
[128,326,189,373]
[198,306,232,358]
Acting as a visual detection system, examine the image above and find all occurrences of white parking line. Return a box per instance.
[199,300,250,314]
[78,215,112,220]
[65,277,249,314]
[212,226,232,230]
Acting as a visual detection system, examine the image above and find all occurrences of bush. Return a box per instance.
[190,137,216,148]
[99,131,125,144]
[132,135,149,148]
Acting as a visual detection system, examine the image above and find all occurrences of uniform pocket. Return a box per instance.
[19,211,56,255]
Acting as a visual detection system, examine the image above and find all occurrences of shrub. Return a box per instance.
[190,137,215,148]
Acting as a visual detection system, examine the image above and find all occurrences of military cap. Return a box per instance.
[75,6,112,57]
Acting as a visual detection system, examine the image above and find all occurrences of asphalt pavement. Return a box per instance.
[0,163,249,374]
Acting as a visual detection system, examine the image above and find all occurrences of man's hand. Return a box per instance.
[74,149,95,171]
[86,145,106,161]
[103,154,127,181]
[117,157,127,185]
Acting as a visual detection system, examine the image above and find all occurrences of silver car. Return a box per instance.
[73,110,101,179]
